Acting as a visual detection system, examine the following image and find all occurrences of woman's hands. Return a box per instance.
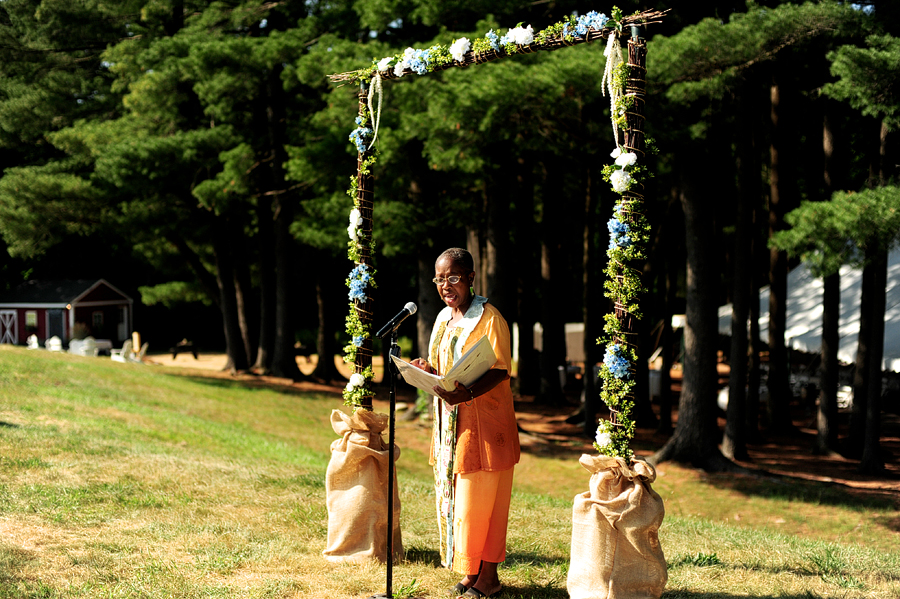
[432,381,471,406]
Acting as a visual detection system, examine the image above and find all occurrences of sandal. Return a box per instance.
[448,582,468,597]
[462,587,502,599]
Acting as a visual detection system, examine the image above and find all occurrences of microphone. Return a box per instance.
[376,302,417,338]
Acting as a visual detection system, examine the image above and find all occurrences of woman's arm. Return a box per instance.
[432,369,508,406]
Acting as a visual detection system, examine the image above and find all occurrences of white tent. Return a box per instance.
[717,248,900,372]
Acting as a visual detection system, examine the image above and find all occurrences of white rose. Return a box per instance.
[349,208,362,226]
[377,56,393,72]
[449,37,471,62]
[610,147,621,158]
[348,373,365,389]
[348,223,357,241]
[393,61,406,77]
[610,169,631,193]
[511,25,534,45]
[595,431,612,447]
[615,152,637,167]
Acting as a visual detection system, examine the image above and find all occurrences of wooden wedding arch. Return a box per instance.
[329,7,666,460]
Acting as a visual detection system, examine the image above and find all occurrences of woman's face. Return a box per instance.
[434,256,473,310]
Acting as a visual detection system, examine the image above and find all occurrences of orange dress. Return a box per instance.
[428,297,520,569]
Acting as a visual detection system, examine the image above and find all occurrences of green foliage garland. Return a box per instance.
[342,104,378,408]
[593,26,651,462]
[328,7,666,85]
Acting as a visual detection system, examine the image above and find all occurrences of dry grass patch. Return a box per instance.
[1,346,899,598]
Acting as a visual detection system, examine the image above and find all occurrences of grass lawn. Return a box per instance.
[0,345,898,598]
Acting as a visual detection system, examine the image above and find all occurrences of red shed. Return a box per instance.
[0,279,133,345]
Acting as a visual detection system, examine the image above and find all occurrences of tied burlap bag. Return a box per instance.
[323,409,403,564]
[567,454,667,599]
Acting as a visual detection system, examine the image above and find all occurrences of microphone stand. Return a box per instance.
[368,330,401,599]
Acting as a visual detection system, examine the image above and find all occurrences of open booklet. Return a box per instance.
[390,335,497,395]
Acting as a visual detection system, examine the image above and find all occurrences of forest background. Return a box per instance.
[0,0,898,472]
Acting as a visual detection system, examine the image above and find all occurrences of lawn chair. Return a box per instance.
[80,336,99,357]
[45,336,63,352]
[111,339,133,363]
[130,342,149,363]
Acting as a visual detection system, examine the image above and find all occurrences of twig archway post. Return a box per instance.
[333,8,667,459]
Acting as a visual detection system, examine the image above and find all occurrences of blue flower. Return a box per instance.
[499,32,511,46]
[486,29,500,50]
[349,126,373,153]
[348,264,372,301]
[352,335,364,347]
[580,11,608,31]
[562,22,582,40]
[404,48,431,75]
[607,216,632,249]
[575,22,588,36]
[604,344,631,379]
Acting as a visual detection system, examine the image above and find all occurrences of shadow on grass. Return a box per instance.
[697,470,899,516]
[158,371,343,400]
[0,421,19,428]
[402,546,441,567]
[659,594,842,599]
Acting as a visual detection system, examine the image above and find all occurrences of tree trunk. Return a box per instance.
[253,195,276,373]
[213,221,250,373]
[723,88,759,460]
[655,188,679,435]
[649,172,736,472]
[417,252,442,361]
[859,121,891,472]
[816,272,841,454]
[483,176,513,320]
[516,156,540,396]
[860,247,887,473]
[746,198,764,442]
[312,251,341,382]
[632,273,657,428]
[262,20,301,380]
[815,108,840,454]
[848,262,872,457]
[766,77,795,434]
[537,158,567,406]
[234,258,256,368]
[582,164,602,436]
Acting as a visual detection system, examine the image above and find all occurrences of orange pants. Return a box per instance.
[452,467,515,575]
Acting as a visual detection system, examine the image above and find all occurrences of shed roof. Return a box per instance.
[0,279,131,306]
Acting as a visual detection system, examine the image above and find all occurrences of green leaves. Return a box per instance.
[650,1,862,103]
[772,186,900,277]
[825,34,900,131]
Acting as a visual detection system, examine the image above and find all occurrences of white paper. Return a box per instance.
[390,335,497,395]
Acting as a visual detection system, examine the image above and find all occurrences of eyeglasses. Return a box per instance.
[432,275,465,285]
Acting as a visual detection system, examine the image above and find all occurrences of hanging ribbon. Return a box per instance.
[367,71,384,151]
[601,32,624,147]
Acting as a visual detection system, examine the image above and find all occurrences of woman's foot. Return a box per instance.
[449,574,478,597]
[462,585,502,599]
[466,561,501,597]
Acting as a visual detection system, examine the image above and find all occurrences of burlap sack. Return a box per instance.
[323,409,403,563]
[567,454,667,599]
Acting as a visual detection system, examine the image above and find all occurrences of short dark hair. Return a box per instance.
[436,247,474,271]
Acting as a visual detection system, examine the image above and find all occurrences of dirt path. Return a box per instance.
[146,352,900,496]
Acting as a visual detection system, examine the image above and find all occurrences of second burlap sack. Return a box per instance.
[567,454,667,599]
[323,409,403,564]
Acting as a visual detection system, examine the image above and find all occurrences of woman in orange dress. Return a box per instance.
[410,247,520,599]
